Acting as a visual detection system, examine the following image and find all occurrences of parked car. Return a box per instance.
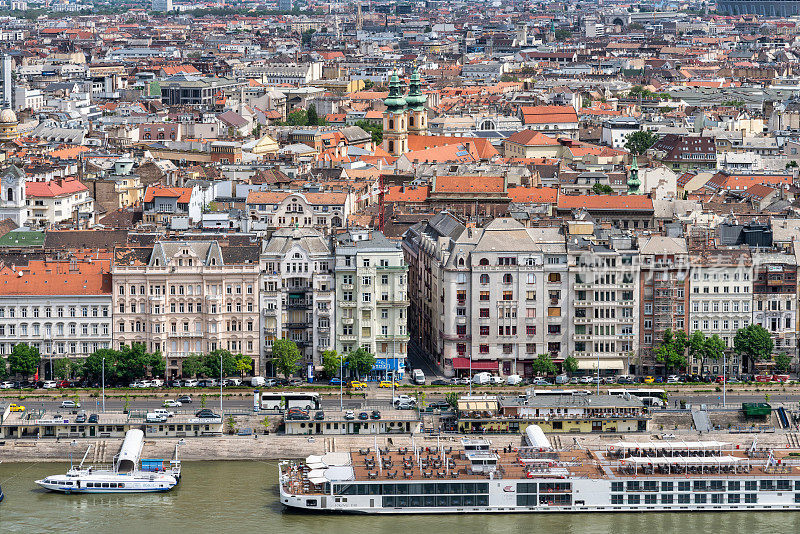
[393,394,416,406]
[286,408,309,421]
[264,378,278,388]
[428,400,451,410]
[349,381,367,390]
[153,408,174,418]
[505,374,523,386]
[195,409,219,419]
[396,401,415,410]
[177,395,193,404]
[378,380,400,388]
[163,400,182,407]
[88,414,98,424]
[412,369,426,385]
[75,411,87,423]
[371,410,381,420]
[287,378,304,387]
[183,379,199,387]
[667,375,682,384]
[344,410,355,420]
[431,379,449,386]
[358,411,369,420]
[489,375,504,385]
[328,377,344,386]
[8,403,25,412]
[314,411,325,420]
[532,378,552,386]
[60,400,80,409]
[145,412,167,423]
[644,376,655,384]
[42,380,58,389]
[0,381,13,389]
[167,380,182,388]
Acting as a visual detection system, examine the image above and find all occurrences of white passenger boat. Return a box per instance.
[279,428,800,514]
[36,429,181,494]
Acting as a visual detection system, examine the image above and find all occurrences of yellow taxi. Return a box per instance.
[378,380,400,388]
[8,403,25,412]
[644,376,655,384]
[348,381,367,390]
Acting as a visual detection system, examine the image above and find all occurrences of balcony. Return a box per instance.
[286,300,311,310]
[205,294,221,302]
[573,334,592,341]
[377,298,410,306]
[341,284,354,291]
[263,308,277,316]
[149,295,164,302]
[376,334,410,342]
[264,328,277,336]
[286,286,311,294]
[169,331,203,338]
[285,322,309,330]
[338,300,357,308]
[317,308,330,316]
[574,317,591,324]
[339,334,357,342]
[342,317,354,325]
[377,265,407,272]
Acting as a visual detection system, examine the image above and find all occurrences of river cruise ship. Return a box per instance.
[279,426,800,514]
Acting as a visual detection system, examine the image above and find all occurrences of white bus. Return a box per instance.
[527,388,592,397]
[607,388,667,402]
[260,392,321,411]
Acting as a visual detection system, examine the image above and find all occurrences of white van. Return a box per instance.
[505,374,523,386]
[412,369,425,385]
[145,412,167,423]
[249,376,266,387]
[472,372,491,385]
[152,408,174,418]
[642,397,665,408]
[183,379,199,387]
[150,379,164,387]
[42,380,58,389]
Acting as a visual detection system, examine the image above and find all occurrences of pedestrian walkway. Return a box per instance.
[692,409,712,433]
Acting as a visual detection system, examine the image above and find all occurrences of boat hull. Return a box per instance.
[35,472,178,494]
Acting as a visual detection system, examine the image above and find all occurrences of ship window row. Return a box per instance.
[336,482,489,496]
[382,495,489,508]
[517,494,572,507]
[612,480,795,493]
[86,482,124,488]
[611,494,756,505]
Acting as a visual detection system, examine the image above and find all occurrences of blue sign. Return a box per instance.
[372,358,402,371]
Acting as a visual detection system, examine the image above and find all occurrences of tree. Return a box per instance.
[734,324,773,372]
[774,352,792,372]
[284,109,308,126]
[624,130,658,155]
[563,355,579,376]
[654,328,688,376]
[234,354,253,379]
[115,343,154,384]
[272,339,302,377]
[53,357,72,380]
[84,349,118,383]
[591,183,613,195]
[306,104,320,126]
[531,353,557,376]
[0,356,8,379]
[554,29,571,40]
[445,392,459,408]
[182,354,204,378]
[362,79,375,90]
[354,120,382,144]
[150,351,166,378]
[8,343,40,378]
[203,349,237,378]
[345,347,376,379]
[321,350,342,378]
[688,330,707,372]
[703,335,726,366]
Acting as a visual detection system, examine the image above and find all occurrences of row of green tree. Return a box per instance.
[0,343,253,384]
[655,324,791,374]
[269,338,378,379]
[276,105,327,127]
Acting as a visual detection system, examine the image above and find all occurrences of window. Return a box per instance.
[480,291,490,301]
[548,273,561,283]
[479,308,489,318]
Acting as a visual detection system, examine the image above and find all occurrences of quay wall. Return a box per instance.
[0,431,797,463]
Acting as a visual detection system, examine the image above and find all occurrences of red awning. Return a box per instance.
[451,358,498,370]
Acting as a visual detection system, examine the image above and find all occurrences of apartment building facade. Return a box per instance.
[752,251,798,368]
[568,229,640,377]
[260,227,335,377]
[0,258,112,376]
[334,229,409,380]
[688,249,752,376]
[112,241,261,377]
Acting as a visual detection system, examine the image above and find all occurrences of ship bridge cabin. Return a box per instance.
[465,452,499,475]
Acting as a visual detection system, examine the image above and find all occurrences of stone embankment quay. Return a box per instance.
[1,430,797,463]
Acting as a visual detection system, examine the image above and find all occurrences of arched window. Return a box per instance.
[503,274,513,284]
[480,274,489,284]
[6,188,12,202]
[388,140,395,152]
[409,116,415,127]
[458,257,464,266]
[479,258,489,266]
[389,119,394,129]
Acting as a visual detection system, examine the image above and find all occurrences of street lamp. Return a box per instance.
[219,352,223,414]
[101,357,105,413]
[339,354,343,412]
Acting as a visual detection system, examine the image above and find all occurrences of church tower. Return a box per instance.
[406,67,427,136]
[382,72,408,157]
[627,155,641,195]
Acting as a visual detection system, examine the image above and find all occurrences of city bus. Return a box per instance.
[607,388,668,402]
[527,388,592,397]
[260,392,321,411]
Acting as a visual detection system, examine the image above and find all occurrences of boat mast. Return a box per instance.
[78,445,93,470]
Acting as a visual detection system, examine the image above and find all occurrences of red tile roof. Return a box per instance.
[385,185,430,202]
[520,105,578,125]
[26,178,88,198]
[505,130,559,146]
[434,175,504,193]
[507,187,558,203]
[557,194,653,211]
[0,260,112,296]
[143,186,193,203]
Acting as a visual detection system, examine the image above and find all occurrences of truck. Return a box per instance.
[249,376,266,387]
[472,372,491,385]
[412,369,425,385]
[393,394,417,407]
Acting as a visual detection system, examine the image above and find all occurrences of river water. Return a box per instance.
[1,461,800,533]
